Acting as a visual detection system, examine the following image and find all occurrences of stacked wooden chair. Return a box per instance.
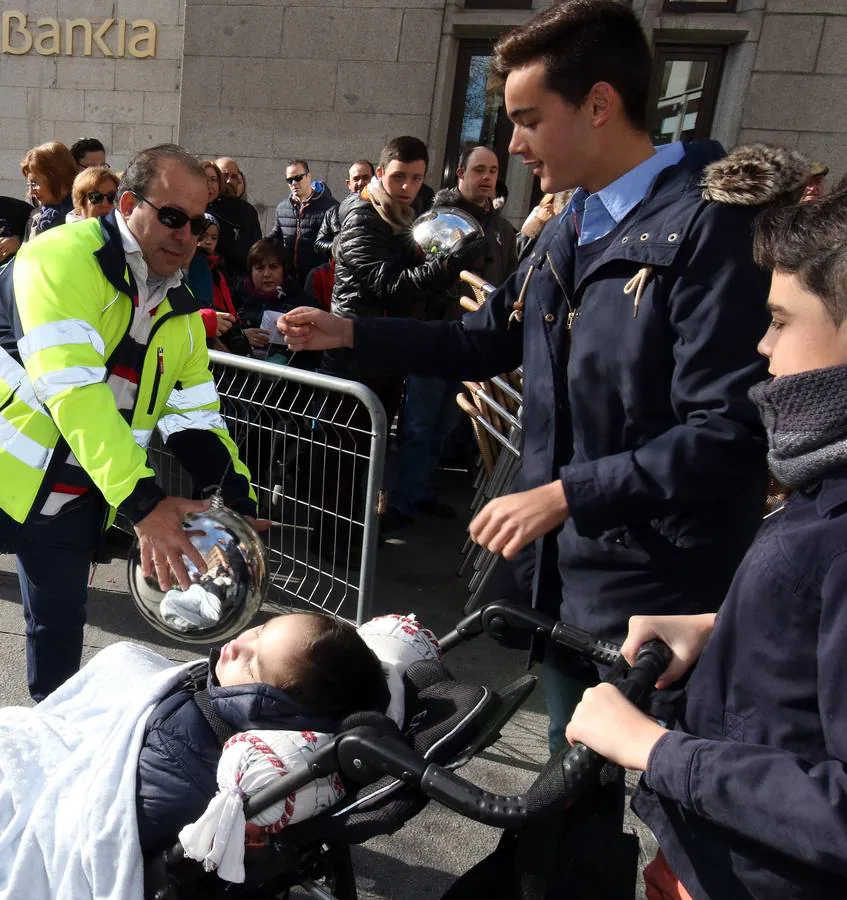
[456,271,524,613]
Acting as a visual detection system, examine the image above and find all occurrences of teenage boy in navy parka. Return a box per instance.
[567,191,847,900]
[282,0,773,743]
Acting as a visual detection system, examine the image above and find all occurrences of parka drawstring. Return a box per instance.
[509,264,534,326]
[623,265,653,319]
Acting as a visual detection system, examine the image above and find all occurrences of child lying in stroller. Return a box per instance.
[0,611,415,900]
[137,612,391,854]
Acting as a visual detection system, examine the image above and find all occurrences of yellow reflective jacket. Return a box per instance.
[0,214,254,525]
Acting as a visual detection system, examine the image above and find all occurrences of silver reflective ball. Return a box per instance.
[412,207,485,258]
[127,497,268,644]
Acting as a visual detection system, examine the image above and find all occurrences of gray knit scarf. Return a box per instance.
[748,364,847,487]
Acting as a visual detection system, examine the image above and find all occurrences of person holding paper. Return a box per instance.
[234,238,319,368]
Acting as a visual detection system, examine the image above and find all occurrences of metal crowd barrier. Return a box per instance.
[147,351,387,626]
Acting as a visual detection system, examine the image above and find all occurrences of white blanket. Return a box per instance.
[0,642,195,900]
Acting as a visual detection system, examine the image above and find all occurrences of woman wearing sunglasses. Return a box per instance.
[66,166,120,223]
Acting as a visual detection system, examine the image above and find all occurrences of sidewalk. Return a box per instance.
[0,467,654,898]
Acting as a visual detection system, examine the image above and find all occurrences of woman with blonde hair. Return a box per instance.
[20,141,78,240]
[67,166,120,223]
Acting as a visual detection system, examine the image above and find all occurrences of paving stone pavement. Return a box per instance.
[0,468,653,899]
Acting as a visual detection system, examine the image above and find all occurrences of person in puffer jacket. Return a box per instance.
[269,160,338,286]
[137,611,390,854]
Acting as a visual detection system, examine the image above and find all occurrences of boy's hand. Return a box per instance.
[565,683,668,771]
[469,481,568,559]
[277,307,353,352]
[622,614,716,689]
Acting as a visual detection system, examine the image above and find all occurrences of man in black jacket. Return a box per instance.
[384,145,519,530]
[326,136,480,425]
[270,159,337,286]
[433,145,517,290]
[207,167,262,283]
[314,159,374,259]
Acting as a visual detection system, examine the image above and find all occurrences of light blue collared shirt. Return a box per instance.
[568,142,685,246]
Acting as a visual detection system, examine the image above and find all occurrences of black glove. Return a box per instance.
[444,234,488,278]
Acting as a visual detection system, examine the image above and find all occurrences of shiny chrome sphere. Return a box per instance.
[412,207,485,257]
[127,497,268,644]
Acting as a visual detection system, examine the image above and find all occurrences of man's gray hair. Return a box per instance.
[118,144,206,198]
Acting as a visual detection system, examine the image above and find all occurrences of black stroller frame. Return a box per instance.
[146,603,669,900]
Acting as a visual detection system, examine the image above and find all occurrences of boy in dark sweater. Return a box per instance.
[567,191,847,899]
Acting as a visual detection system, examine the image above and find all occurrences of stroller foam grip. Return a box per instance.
[524,639,671,820]
[421,765,528,827]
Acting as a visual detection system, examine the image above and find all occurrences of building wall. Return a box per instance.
[636,0,847,179]
[178,0,448,232]
[0,0,184,199]
[737,0,847,178]
[1,0,843,224]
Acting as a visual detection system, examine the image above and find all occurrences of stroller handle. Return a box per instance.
[439,603,621,669]
[416,639,670,827]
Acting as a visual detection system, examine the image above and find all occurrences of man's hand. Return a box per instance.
[244,517,272,534]
[215,312,235,336]
[469,481,568,560]
[565,683,668,771]
[134,497,211,591]
[621,613,716,689]
[277,307,354,352]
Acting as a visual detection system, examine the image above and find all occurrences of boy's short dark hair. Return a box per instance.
[69,137,106,164]
[754,192,847,326]
[492,0,652,131]
[284,613,390,719]
[287,158,309,174]
[247,238,287,273]
[379,136,429,172]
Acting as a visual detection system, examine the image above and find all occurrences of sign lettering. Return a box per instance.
[1,11,157,57]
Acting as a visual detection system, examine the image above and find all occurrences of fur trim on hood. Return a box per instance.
[702,143,811,207]
[432,187,462,208]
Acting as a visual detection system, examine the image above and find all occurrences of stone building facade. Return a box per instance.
[0,0,844,231]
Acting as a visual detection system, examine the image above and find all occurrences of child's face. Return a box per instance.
[197,224,219,255]
[215,614,313,688]
[252,258,284,293]
[758,271,847,377]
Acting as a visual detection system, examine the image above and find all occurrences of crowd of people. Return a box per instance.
[1,0,847,896]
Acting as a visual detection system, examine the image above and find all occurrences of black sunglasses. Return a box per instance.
[286,173,307,185]
[87,190,117,205]
[130,191,208,236]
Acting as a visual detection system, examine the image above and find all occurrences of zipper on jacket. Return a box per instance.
[147,347,164,415]
[546,251,577,330]
[126,309,180,421]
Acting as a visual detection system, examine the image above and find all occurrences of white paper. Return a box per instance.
[260,309,288,345]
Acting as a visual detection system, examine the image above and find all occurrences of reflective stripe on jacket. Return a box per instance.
[0,214,253,524]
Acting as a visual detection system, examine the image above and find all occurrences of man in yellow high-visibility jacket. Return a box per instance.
[0,144,257,700]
